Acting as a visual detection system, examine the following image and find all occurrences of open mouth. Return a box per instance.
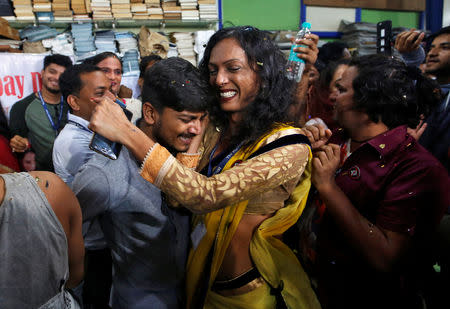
[220,90,237,100]
[179,135,194,145]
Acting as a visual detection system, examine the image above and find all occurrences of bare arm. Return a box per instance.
[29,171,85,288]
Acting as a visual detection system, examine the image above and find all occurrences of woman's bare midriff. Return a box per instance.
[215,212,273,281]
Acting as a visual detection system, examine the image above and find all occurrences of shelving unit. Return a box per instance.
[8,18,218,31]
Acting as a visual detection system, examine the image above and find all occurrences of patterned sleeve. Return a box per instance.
[141,142,310,214]
[176,152,202,169]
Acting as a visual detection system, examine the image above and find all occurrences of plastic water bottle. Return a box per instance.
[286,22,312,83]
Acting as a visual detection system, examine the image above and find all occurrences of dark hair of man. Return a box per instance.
[319,58,351,91]
[84,52,123,71]
[59,63,102,101]
[43,54,73,70]
[425,25,450,52]
[350,54,441,129]
[142,57,213,114]
[139,55,162,78]
[316,41,349,72]
[198,26,296,147]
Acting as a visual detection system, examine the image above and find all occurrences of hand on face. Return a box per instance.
[10,135,29,152]
[88,96,131,144]
[187,113,209,153]
[394,29,425,54]
[311,143,341,191]
[294,33,320,65]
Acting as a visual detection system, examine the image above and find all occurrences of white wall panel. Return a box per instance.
[305,6,356,32]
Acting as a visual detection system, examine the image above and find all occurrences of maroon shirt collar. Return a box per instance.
[330,125,410,157]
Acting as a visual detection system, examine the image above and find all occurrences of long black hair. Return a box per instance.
[199,26,296,146]
[350,54,441,129]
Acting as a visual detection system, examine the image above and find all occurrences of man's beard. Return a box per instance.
[425,64,450,79]
[152,120,195,155]
[43,82,61,94]
[152,120,178,155]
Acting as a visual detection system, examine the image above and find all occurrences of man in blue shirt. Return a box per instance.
[53,63,111,184]
[72,57,212,309]
[420,26,450,173]
[395,26,450,172]
[54,63,114,309]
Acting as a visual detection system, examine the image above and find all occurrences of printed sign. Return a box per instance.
[0,53,47,119]
[0,53,140,120]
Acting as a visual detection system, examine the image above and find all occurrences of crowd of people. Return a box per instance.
[0,24,449,309]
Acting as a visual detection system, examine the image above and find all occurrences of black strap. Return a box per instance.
[270,280,288,309]
[248,134,311,160]
[211,268,261,291]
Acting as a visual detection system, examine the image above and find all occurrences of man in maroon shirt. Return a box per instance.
[311,55,449,309]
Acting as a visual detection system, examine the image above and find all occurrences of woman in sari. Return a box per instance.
[89,26,321,309]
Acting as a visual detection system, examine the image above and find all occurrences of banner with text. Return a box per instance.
[0,53,46,119]
[0,53,140,120]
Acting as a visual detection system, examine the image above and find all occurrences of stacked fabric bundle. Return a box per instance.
[198,0,216,20]
[91,0,113,19]
[115,31,138,54]
[122,49,140,75]
[12,0,34,20]
[71,0,89,19]
[42,33,74,56]
[52,0,73,21]
[20,24,59,41]
[162,0,180,20]
[131,0,147,19]
[32,0,53,22]
[95,30,117,52]
[171,32,196,66]
[115,31,139,76]
[71,22,96,59]
[145,0,162,19]
[111,0,132,19]
[339,20,377,56]
[180,0,199,21]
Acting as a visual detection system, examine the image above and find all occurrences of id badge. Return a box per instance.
[191,222,207,251]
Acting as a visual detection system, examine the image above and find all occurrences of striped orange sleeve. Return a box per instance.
[140,143,174,186]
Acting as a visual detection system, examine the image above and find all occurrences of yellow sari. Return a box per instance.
[186,125,320,309]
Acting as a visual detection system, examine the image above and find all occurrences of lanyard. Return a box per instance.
[207,141,244,177]
[68,119,92,133]
[444,91,450,110]
[38,91,64,134]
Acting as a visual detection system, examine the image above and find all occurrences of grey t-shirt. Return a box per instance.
[72,148,190,309]
[0,173,68,308]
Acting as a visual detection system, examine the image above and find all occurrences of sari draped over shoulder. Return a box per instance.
[185,124,321,309]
